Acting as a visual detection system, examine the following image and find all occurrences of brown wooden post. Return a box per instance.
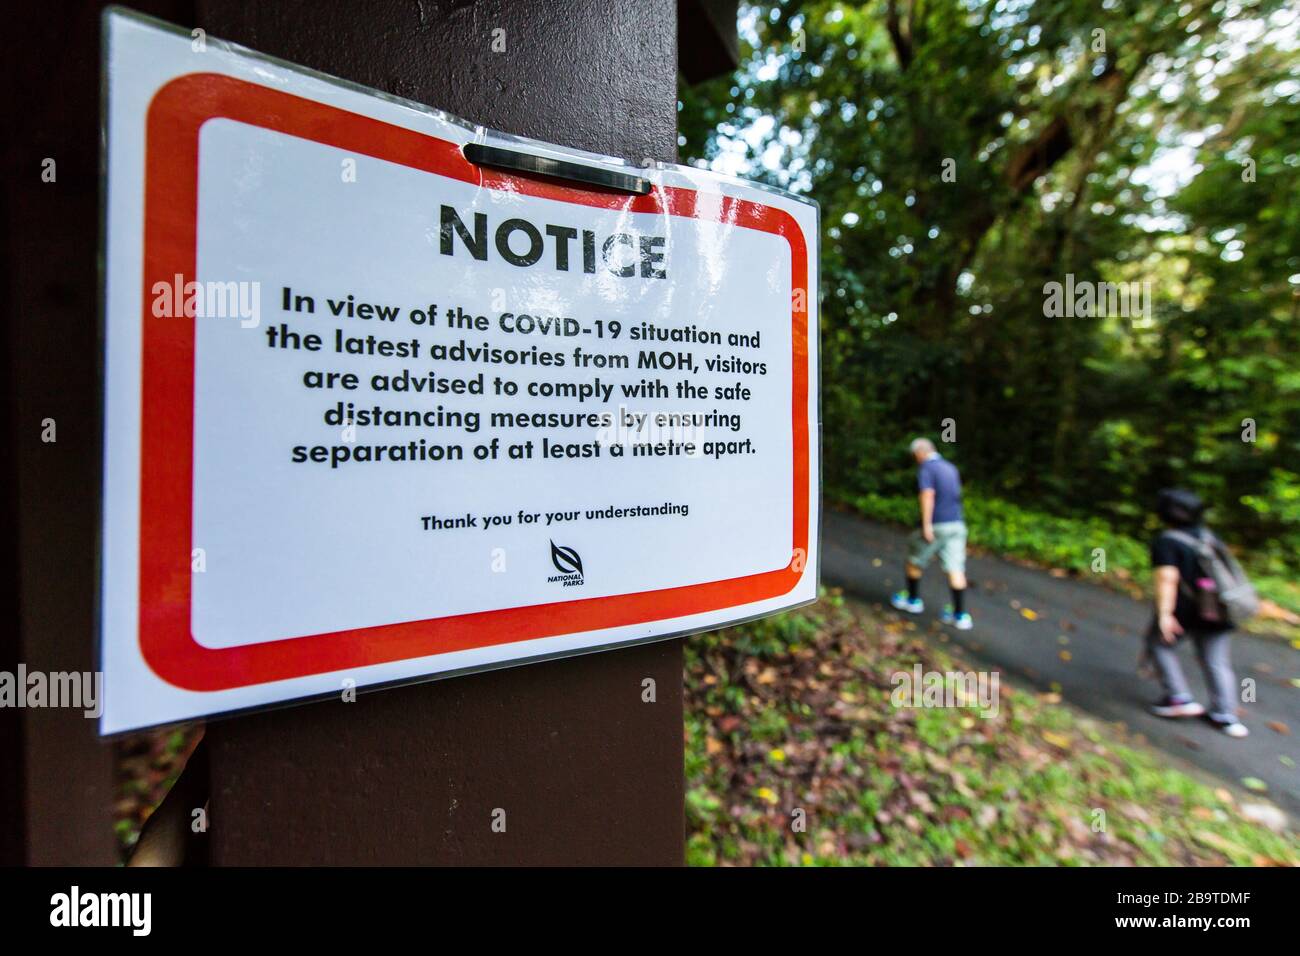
[6,0,736,867]
[191,0,692,865]
[4,0,194,867]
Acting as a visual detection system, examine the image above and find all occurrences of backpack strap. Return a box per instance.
[1159,528,1210,599]
[1201,529,1232,563]
[1161,527,1206,551]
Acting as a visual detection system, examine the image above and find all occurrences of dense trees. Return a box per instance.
[681,0,1299,569]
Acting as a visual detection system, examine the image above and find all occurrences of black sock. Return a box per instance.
[951,587,965,615]
[906,576,920,601]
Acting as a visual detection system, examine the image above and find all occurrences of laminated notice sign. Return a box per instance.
[100,9,820,733]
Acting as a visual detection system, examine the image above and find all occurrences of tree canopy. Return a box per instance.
[681,0,1300,569]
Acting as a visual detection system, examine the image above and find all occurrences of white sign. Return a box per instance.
[99,10,820,733]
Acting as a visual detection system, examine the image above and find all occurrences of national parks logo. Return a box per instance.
[547,541,584,587]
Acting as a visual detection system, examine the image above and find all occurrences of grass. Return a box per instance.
[685,593,1298,866]
[113,726,203,862]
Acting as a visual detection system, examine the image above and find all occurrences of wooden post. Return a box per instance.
[194,0,687,865]
[4,0,195,866]
[6,0,736,867]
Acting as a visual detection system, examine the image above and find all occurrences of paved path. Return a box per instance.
[822,508,1300,816]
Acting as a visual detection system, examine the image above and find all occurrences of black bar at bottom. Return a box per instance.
[9,865,1289,940]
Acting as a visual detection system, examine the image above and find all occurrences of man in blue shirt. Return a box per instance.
[891,438,972,629]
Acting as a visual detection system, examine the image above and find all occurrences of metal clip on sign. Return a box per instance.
[462,143,652,196]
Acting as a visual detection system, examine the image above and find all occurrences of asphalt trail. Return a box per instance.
[822,508,1300,817]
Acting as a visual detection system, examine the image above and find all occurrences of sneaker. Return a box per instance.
[1150,696,1206,719]
[940,607,974,630]
[1209,716,1249,738]
[890,591,924,614]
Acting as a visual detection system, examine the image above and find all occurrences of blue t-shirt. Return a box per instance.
[918,454,963,524]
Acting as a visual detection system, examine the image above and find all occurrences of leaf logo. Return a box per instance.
[550,541,583,576]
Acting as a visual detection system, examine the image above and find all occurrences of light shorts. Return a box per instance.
[907,520,967,574]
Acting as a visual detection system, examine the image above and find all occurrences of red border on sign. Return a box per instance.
[140,73,810,691]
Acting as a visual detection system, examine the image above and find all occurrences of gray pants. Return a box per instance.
[1145,625,1238,723]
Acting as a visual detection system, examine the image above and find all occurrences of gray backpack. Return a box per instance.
[1162,528,1259,625]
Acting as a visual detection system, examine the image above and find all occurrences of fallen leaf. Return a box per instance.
[1042,731,1072,749]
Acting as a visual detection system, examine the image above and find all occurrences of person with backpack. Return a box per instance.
[1146,488,1258,738]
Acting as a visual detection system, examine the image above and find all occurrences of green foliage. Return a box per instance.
[680,0,1300,572]
[845,488,1150,575]
[844,488,1300,615]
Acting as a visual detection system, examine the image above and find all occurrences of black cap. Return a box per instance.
[1156,488,1204,526]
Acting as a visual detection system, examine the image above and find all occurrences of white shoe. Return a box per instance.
[890,592,924,614]
[941,608,974,630]
[1211,718,1249,738]
[1150,697,1206,718]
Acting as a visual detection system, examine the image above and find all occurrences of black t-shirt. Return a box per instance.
[1151,527,1230,633]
